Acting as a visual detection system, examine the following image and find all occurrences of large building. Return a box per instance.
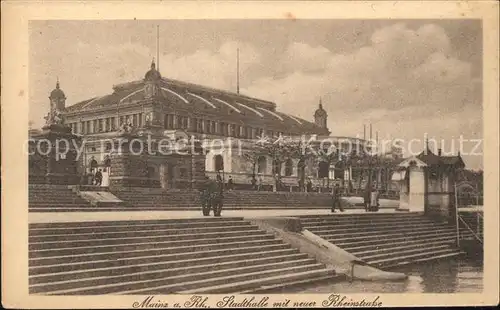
[45,60,392,191]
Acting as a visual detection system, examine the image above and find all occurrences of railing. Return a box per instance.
[454,181,483,247]
[457,214,483,246]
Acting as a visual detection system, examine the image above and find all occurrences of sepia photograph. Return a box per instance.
[2,0,499,308]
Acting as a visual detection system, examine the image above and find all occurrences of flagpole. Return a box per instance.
[157,25,160,72]
[236,48,240,94]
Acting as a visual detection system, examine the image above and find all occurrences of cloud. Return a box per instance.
[29,22,482,168]
[160,41,262,91]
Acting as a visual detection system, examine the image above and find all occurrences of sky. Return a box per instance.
[29,19,483,169]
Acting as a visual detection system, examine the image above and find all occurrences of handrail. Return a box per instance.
[458,214,483,244]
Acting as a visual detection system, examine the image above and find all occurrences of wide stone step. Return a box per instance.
[178,268,335,294]
[30,246,299,276]
[30,254,314,294]
[359,244,453,262]
[299,213,423,220]
[29,217,244,229]
[303,218,433,229]
[30,220,252,239]
[235,273,338,294]
[312,225,452,239]
[302,216,432,225]
[30,248,307,283]
[300,216,427,226]
[370,248,461,268]
[30,242,291,268]
[343,235,458,253]
[30,230,271,258]
[30,235,279,258]
[31,233,273,259]
[328,228,456,245]
[306,222,440,235]
[41,261,325,295]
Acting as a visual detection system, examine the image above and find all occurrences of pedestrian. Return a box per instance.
[227,176,234,191]
[216,171,223,183]
[298,178,304,192]
[95,169,103,186]
[331,184,344,212]
[306,178,313,193]
[251,176,257,190]
[370,186,379,212]
[258,175,263,191]
[212,180,224,217]
[200,176,212,216]
[364,187,371,212]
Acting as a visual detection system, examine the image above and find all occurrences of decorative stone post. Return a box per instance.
[108,132,149,189]
[29,123,82,185]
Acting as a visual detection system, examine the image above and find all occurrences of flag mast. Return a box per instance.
[156,25,160,72]
[236,48,240,94]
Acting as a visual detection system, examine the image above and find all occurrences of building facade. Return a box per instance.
[40,60,400,191]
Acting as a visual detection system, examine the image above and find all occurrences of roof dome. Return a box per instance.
[314,102,327,117]
[144,60,162,81]
[50,81,66,99]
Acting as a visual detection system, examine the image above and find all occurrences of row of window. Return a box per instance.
[163,113,285,139]
[69,113,294,138]
[68,114,144,134]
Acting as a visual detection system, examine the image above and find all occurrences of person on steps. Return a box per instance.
[94,169,103,186]
[227,176,234,191]
[212,179,224,217]
[364,187,371,212]
[331,183,344,213]
[199,176,212,216]
[370,185,379,212]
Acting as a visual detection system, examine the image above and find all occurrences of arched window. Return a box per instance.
[257,156,267,174]
[284,159,293,176]
[214,154,224,172]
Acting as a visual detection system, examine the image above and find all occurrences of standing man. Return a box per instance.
[364,186,371,212]
[306,177,313,193]
[95,169,103,186]
[251,176,257,190]
[200,176,213,216]
[227,176,234,191]
[370,185,379,212]
[257,175,263,191]
[212,178,224,217]
[331,183,344,213]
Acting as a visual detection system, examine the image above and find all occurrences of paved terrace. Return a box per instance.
[29,207,402,223]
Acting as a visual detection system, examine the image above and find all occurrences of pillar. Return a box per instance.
[108,134,151,188]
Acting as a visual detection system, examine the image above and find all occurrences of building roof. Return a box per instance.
[64,71,329,135]
[50,81,66,100]
[416,148,465,168]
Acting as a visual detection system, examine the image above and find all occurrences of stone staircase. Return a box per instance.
[112,189,336,210]
[299,213,471,269]
[29,217,337,295]
[29,185,91,212]
[32,188,388,212]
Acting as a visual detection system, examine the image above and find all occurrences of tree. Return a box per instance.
[317,147,339,188]
[285,137,317,190]
[242,142,267,179]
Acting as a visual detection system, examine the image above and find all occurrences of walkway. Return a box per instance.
[29,208,401,223]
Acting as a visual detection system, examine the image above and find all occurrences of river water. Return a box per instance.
[283,257,483,293]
